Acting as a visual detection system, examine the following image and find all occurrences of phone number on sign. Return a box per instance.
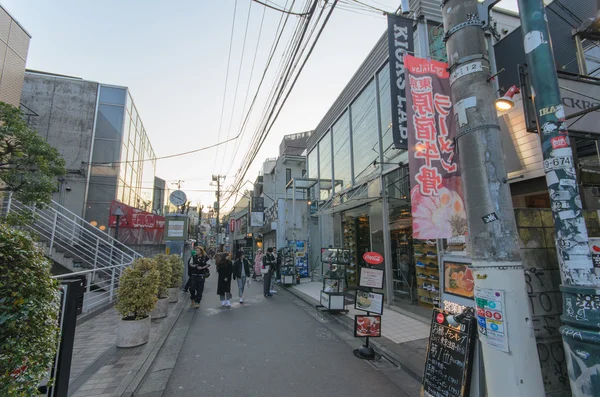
[543,156,572,172]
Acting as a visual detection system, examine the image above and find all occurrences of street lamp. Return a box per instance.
[495,85,520,111]
[112,206,125,240]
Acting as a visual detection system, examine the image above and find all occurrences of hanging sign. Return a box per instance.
[387,14,415,150]
[405,55,467,240]
[363,252,384,265]
[422,309,477,397]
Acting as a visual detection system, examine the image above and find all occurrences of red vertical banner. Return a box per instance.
[405,55,467,239]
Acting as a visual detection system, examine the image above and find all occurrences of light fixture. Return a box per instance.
[99,225,106,231]
[495,85,520,111]
[90,221,98,227]
[307,200,312,205]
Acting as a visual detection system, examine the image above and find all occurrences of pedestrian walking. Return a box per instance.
[262,247,277,297]
[188,247,209,308]
[217,252,233,307]
[253,249,263,280]
[233,251,251,303]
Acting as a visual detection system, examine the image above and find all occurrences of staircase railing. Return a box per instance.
[0,192,143,314]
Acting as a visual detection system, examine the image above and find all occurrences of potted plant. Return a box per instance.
[0,224,61,396]
[115,258,159,347]
[168,254,184,303]
[150,254,172,319]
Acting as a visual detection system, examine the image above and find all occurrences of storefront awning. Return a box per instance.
[316,196,379,215]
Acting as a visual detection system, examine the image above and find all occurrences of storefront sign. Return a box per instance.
[354,315,381,337]
[443,261,474,299]
[229,218,235,232]
[387,14,414,150]
[355,290,384,315]
[359,267,384,289]
[475,287,509,352]
[422,309,476,397]
[363,251,383,265]
[405,55,467,239]
[166,220,184,238]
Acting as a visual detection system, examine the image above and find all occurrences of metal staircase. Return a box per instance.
[1,192,142,314]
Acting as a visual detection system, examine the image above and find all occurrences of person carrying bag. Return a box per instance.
[262,247,276,297]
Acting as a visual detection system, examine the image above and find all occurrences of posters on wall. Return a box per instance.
[108,201,165,244]
[475,287,509,352]
[405,55,467,240]
[387,14,414,150]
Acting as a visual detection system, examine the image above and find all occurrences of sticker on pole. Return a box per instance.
[474,287,509,352]
[543,156,572,172]
[363,252,384,265]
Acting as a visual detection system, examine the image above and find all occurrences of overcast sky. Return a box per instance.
[4,0,519,211]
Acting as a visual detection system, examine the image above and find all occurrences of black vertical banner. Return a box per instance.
[387,14,414,150]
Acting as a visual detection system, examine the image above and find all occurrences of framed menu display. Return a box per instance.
[422,309,476,397]
[358,267,384,289]
[354,290,384,315]
[443,261,474,299]
[354,315,382,338]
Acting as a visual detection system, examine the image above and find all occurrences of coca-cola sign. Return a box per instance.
[363,252,384,265]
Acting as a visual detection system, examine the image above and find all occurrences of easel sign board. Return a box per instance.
[320,291,345,311]
[358,267,384,289]
[421,309,476,397]
[355,290,384,315]
[354,315,382,338]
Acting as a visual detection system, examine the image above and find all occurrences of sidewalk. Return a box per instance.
[290,280,430,380]
[67,297,186,397]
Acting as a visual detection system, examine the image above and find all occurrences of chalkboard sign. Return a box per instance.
[422,309,476,397]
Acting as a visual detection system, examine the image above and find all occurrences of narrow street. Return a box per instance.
[162,280,412,397]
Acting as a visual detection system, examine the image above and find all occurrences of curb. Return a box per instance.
[285,285,424,383]
[113,297,186,397]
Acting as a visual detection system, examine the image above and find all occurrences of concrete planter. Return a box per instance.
[117,316,150,348]
[168,287,179,303]
[150,297,169,319]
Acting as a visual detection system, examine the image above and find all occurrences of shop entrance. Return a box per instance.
[341,207,370,288]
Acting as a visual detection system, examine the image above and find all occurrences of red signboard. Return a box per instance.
[108,201,165,229]
[230,218,235,233]
[363,252,384,265]
[405,55,467,240]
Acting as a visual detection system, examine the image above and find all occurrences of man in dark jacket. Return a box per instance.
[233,251,251,303]
[188,248,209,308]
[263,248,276,297]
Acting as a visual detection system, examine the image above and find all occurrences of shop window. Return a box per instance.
[286,168,292,184]
[332,110,352,191]
[378,63,406,164]
[319,132,332,200]
[351,79,379,183]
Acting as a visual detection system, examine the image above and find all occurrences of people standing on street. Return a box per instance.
[188,247,210,308]
[233,251,251,303]
[253,249,263,280]
[263,247,277,297]
[217,252,233,307]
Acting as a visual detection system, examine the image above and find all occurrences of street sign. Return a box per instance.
[169,190,187,206]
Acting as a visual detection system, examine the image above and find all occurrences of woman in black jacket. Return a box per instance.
[233,251,251,304]
[217,252,233,307]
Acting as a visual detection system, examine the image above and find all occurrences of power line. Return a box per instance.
[252,0,310,16]
[219,0,254,173]
[213,0,240,174]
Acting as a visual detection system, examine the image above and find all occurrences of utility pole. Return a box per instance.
[441,1,544,395]
[517,1,600,395]
[212,175,224,250]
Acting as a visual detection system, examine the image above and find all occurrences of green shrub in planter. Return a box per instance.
[115,258,159,320]
[154,254,172,299]
[0,224,61,396]
[168,254,184,288]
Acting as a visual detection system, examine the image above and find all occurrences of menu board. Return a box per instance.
[354,315,382,337]
[443,261,474,299]
[359,267,384,289]
[422,309,476,397]
[355,290,384,315]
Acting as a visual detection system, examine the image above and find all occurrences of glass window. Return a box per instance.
[378,63,405,163]
[95,104,124,140]
[308,149,318,179]
[84,202,112,227]
[351,79,379,182]
[286,168,292,184]
[100,86,126,105]
[318,132,332,200]
[88,176,117,203]
[332,110,351,191]
[92,139,120,164]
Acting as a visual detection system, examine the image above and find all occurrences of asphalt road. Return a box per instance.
[162,279,412,397]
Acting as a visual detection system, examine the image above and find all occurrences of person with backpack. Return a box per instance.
[262,247,277,297]
[233,251,251,303]
[188,247,210,308]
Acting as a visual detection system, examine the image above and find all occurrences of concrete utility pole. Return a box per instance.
[212,175,224,250]
[441,0,544,395]
[517,1,600,395]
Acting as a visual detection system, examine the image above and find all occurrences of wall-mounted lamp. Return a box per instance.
[307,200,312,206]
[495,85,520,111]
